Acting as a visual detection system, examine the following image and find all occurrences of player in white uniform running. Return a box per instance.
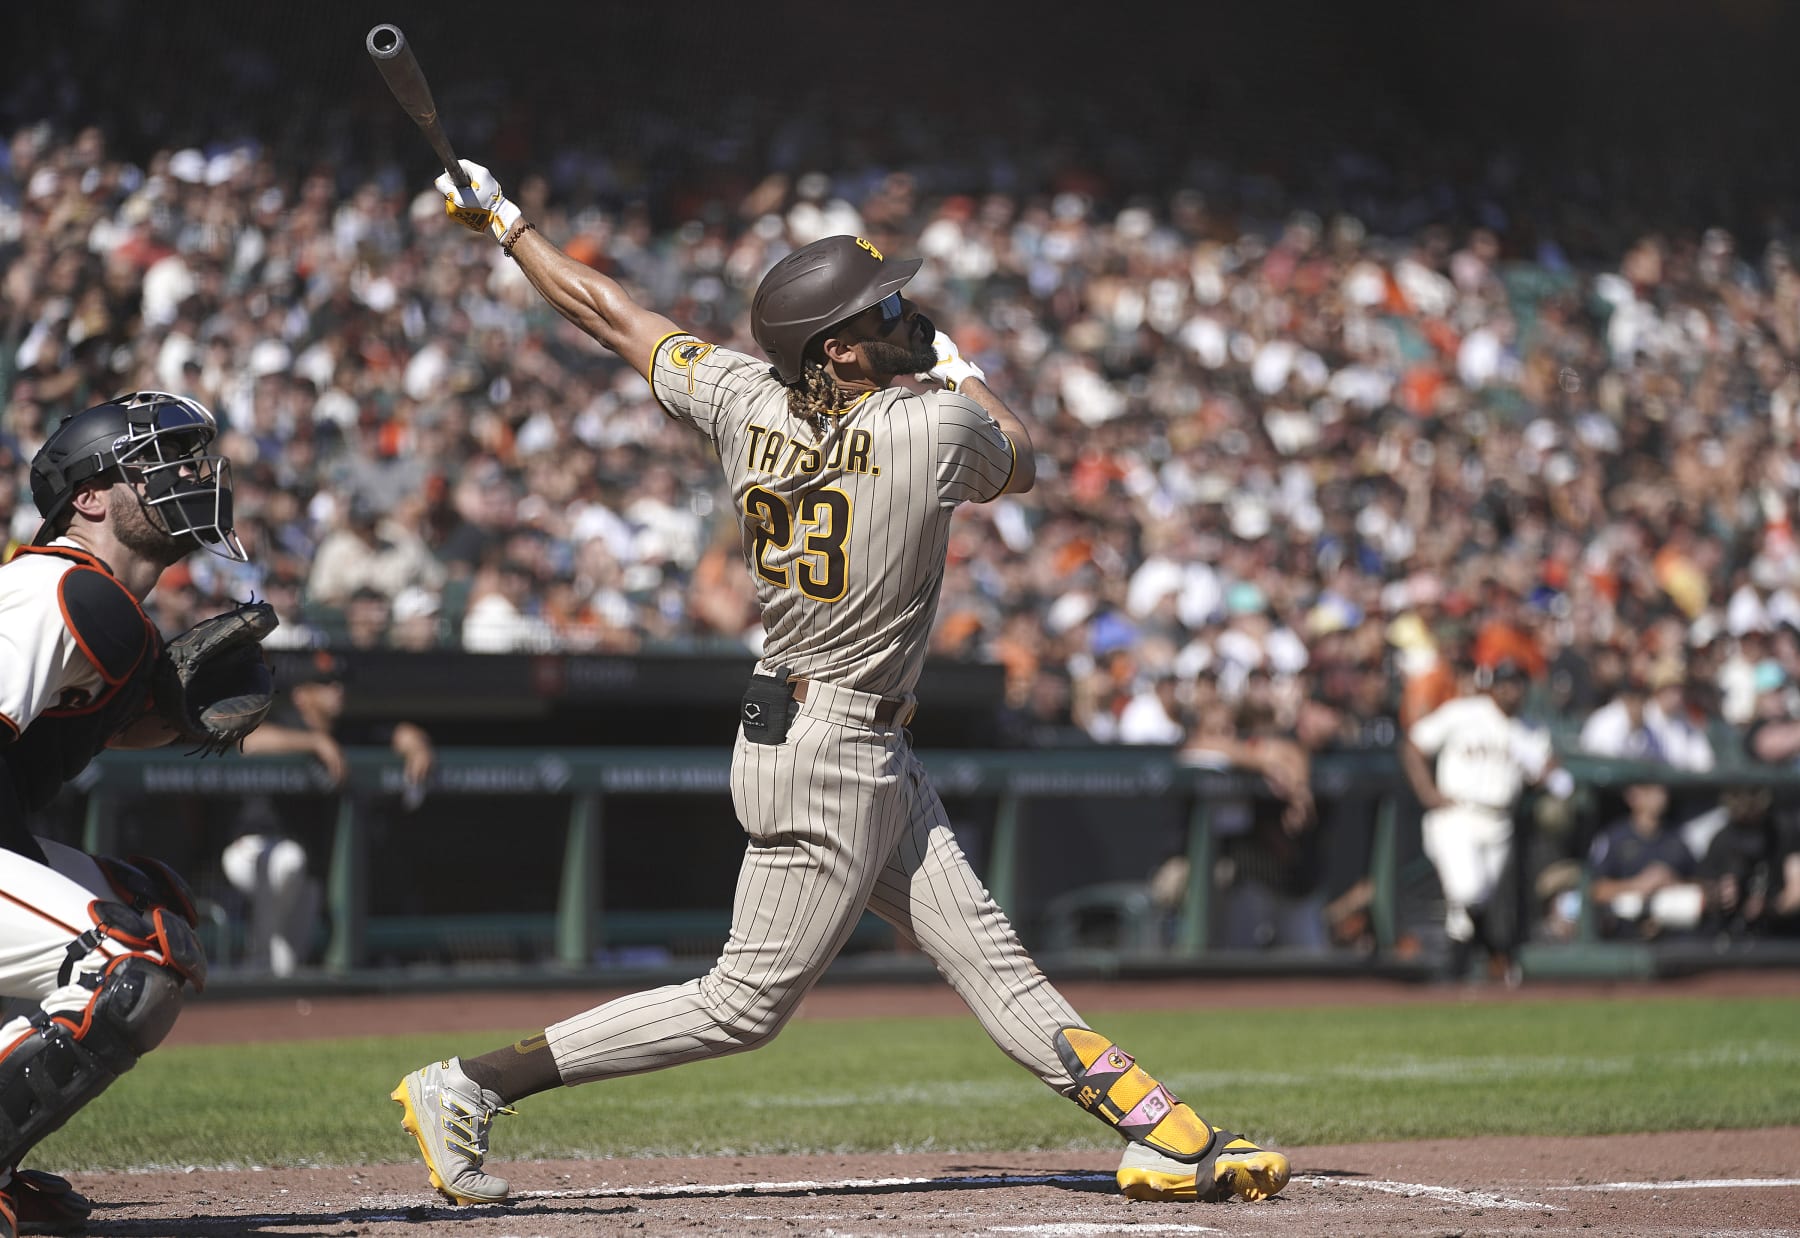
[0,392,243,1237]
[390,160,1289,1209]
[1400,660,1569,978]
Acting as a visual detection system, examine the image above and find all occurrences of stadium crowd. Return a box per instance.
[3,83,1799,947]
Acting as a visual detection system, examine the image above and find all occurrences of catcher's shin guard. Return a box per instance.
[1055,1027,1289,1203]
[93,854,200,927]
[0,902,200,1169]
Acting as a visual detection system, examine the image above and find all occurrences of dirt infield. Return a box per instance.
[62,1130,1800,1236]
[69,972,1800,1236]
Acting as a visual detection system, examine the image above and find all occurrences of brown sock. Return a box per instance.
[460,1031,562,1104]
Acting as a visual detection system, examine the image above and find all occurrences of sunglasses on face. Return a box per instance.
[869,292,905,333]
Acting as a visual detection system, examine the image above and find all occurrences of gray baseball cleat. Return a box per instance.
[391,1057,515,1204]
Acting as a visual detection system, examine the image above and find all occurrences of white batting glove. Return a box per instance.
[920,330,986,392]
[435,159,522,244]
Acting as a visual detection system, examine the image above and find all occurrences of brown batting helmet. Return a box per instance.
[751,235,922,384]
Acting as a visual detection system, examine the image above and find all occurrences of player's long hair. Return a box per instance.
[787,360,859,439]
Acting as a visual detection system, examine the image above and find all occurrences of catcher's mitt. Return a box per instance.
[151,601,279,755]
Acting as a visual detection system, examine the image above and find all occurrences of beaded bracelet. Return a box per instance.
[500,218,536,258]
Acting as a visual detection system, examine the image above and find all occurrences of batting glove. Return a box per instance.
[920,330,986,392]
[436,159,522,244]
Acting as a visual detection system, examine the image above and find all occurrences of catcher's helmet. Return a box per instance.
[30,390,246,561]
[751,235,921,384]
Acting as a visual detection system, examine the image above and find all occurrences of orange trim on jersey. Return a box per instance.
[13,545,157,639]
[19,544,156,700]
[0,885,94,942]
[7,543,112,573]
[0,710,18,741]
[644,330,692,421]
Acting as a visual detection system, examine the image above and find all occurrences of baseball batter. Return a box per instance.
[0,392,265,1238]
[392,162,1289,1208]
[1400,660,1569,977]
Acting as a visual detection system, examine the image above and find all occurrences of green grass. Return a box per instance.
[35,995,1800,1171]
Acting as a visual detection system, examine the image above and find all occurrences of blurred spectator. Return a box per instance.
[1578,660,1715,772]
[462,560,552,652]
[1743,682,1800,768]
[1178,694,1327,949]
[1582,784,1705,939]
[997,666,1092,749]
[305,495,446,607]
[1116,673,1185,745]
[1389,613,1457,731]
[232,653,437,972]
[343,586,393,651]
[1697,788,1800,938]
[390,585,446,651]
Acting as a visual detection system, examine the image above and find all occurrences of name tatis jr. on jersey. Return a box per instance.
[744,423,880,479]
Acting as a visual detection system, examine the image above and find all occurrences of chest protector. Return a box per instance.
[0,547,161,852]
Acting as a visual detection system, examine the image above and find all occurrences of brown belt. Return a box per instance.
[790,678,907,725]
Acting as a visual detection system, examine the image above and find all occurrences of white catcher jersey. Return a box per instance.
[648,334,1016,697]
[1408,694,1551,811]
[0,546,105,740]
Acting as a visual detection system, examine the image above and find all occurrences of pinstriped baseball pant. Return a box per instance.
[545,679,1087,1093]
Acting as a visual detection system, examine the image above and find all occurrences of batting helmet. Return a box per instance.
[751,235,922,384]
[30,390,246,561]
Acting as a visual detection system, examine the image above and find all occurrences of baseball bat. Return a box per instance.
[365,23,470,189]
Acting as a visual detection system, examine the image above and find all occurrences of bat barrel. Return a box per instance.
[365,22,471,189]
[366,23,404,59]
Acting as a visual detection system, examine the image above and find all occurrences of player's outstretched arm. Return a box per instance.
[920,331,1037,493]
[434,159,680,378]
[958,377,1037,494]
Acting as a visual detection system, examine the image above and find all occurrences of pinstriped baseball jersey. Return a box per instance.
[647,334,1015,696]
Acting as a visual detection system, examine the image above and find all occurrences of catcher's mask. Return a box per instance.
[30,390,247,562]
[751,234,922,385]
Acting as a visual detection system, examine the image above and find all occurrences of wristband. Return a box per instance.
[487,197,524,245]
[499,217,535,258]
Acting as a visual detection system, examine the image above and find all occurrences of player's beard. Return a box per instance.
[861,311,938,379]
[109,485,191,568]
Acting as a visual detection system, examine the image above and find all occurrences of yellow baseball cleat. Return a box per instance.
[1117,1128,1291,1203]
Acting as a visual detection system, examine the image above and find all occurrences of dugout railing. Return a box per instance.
[67,746,1800,984]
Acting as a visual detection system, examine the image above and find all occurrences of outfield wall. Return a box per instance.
[58,746,1800,988]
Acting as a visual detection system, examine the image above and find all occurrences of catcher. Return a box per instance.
[0,392,277,1237]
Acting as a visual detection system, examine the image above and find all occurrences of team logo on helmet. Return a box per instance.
[855,237,884,261]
